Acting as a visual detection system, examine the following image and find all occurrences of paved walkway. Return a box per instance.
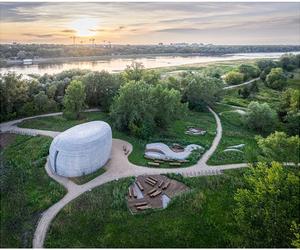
[0,108,247,248]
[223,77,259,90]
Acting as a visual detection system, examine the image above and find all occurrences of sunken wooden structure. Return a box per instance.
[127,174,189,213]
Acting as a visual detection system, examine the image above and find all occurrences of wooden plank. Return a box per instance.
[150,190,162,197]
[136,181,144,191]
[158,180,164,188]
[147,188,157,195]
[148,176,158,182]
[169,162,181,166]
[134,202,148,207]
[147,162,160,166]
[137,205,151,210]
[132,187,137,198]
[146,178,156,184]
[162,182,170,190]
[145,180,156,186]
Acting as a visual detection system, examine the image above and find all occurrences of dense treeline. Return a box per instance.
[1,44,300,61]
[1,54,299,139]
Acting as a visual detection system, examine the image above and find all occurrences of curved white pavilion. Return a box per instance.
[49,121,112,177]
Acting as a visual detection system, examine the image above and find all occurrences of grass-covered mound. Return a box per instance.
[45,170,245,248]
[0,135,66,247]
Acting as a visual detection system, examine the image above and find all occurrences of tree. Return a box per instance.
[244,101,277,133]
[256,131,299,165]
[0,73,29,120]
[110,81,185,138]
[63,80,86,120]
[255,59,277,71]
[279,53,298,71]
[234,162,299,248]
[278,88,300,135]
[224,71,244,85]
[265,67,287,90]
[82,71,121,111]
[183,74,223,111]
[122,62,145,82]
[238,64,260,80]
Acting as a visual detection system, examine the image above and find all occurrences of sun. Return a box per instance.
[69,18,98,37]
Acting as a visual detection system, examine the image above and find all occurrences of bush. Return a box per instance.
[244,101,277,133]
[224,71,244,85]
[238,64,260,81]
[265,67,287,90]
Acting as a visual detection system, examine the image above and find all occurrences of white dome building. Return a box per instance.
[49,121,112,177]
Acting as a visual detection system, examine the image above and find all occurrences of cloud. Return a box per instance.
[22,33,55,38]
[61,29,76,33]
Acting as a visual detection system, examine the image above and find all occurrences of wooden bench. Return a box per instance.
[134,202,148,207]
[146,178,156,184]
[145,180,156,187]
[148,176,158,182]
[162,182,170,190]
[128,187,132,198]
[158,180,164,188]
[136,181,144,191]
[169,162,181,166]
[150,190,162,197]
[148,162,160,167]
[137,205,151,210]
[132,187,137,198]
[154,159,164,163]
[147,188,157,195]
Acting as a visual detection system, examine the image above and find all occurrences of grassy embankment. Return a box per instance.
[208,68,300,165]
[19,110,217,168]
[0,135,66,248]
[45,169,246,248]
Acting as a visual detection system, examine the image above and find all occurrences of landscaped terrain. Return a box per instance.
[45,170,245,248]
[1,54,299,248]
[0,134,66,248]
[19,109,217,168]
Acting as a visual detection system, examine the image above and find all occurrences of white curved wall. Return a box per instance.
[49,121,112,177]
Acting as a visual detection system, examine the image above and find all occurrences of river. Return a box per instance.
[1,52,299,76]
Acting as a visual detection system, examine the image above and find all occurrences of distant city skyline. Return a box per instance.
[1,2,300,45]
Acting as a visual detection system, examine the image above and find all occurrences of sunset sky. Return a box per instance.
[0,2,299,45]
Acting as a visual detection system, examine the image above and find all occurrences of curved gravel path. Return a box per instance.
[0,107,247,248]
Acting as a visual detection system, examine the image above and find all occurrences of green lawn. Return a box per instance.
[69,167,106,185]
[45,169,245,248]
[208,104,259,165]
[0,135,66,248]
[19,110,217,168]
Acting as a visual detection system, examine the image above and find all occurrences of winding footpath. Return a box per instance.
[223,77,259,90]
[0,107,247,248]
